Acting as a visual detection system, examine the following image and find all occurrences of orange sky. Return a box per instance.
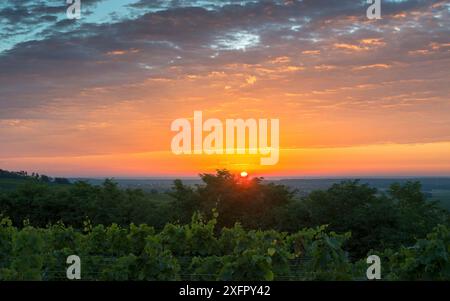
[2,141,450,178]
[0,1,449,177]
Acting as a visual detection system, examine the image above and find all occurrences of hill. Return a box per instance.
[0,169,71,191]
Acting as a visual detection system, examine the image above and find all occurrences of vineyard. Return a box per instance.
[1,170,450,281]
[1,213,449,281]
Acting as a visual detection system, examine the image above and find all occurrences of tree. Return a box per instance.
[53,178,71,185]
[388,181,449,245]
[170,170,295,229]
[169,179,199,224]
[297,180,400,257]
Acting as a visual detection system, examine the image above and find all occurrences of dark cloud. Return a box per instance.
[0,0,448,116]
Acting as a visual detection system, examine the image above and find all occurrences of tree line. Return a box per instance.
[0,169,449,269]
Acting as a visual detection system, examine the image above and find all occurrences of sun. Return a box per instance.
[240,171,249,178]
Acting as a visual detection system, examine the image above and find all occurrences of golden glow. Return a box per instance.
[2,141,450,177]
[240,171,249,178]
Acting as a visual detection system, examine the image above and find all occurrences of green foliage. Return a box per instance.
[1,226,44,280]
[380,225,450,280]
[1,212,449,280]
[0,212,356,281]
[1,169,450,281]
[279,180,449,258]
[389,182,449,244]
[0,169,71,192]
[138,236,181,280]
[291,226,353,280]
[0,179,175,229]
[0,217,14,270]
[170,170,296,229]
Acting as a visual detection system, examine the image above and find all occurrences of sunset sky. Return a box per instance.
[0,0,449,177]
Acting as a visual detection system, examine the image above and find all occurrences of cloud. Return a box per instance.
[246,75,257,85]
[0,0,449,157]
[352,64,392,71]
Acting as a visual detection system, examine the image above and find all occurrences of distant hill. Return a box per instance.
[278,177,450,192]
[71,176,450,210]
[0,169,71,191]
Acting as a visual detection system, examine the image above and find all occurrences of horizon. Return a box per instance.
[44,172,450,180]
[6,166,450,180]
